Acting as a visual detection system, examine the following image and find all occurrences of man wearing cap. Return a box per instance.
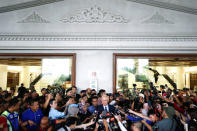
[152,106,177,131]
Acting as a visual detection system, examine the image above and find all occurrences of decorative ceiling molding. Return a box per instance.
[0,32,197,42]
[0,0,63,13]
[142,11,174,24]
[60,5,129,23]
[17,11,50,23]
[127,0,197,15]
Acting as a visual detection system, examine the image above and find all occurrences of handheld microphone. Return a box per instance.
[100,110,107,119]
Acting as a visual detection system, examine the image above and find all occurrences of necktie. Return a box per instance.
[104,106,108,112]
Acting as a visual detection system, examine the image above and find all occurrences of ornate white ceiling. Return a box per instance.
[0,0,197,42]
[0,0,197,14]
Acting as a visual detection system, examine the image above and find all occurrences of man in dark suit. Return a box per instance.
[97,95,116,114]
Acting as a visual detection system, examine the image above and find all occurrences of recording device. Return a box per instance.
[125,109,130,114]
[93,117,97,122]
[114,109,121,115]
[98,119,105,131]
[109,117,119,130]
[47,86,65,96]
[100,110,111,119]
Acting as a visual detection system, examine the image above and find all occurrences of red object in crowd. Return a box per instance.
[173,102,185,114]
[0,116,8,128]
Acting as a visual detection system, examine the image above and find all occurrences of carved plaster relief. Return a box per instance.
[142,11,174,24]
[60,5,129,23]
[18,11,50,23]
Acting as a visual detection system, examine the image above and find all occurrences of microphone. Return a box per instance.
[100,110,107,119]
[103,110,107,116]
[109,117,118,130]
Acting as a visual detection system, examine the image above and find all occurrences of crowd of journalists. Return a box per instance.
[0,82,197,131]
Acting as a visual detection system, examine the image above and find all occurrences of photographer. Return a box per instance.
[152,106,177,131]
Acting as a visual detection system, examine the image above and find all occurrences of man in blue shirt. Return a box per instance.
[22,99,43,131]
[88,96,98,114]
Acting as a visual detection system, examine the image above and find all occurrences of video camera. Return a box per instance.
[47,86,65,96]
[98,109,126,131]
[97,119,105,131]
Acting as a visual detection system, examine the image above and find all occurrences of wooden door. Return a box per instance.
[7,72,19,89]
[190,73,197,90]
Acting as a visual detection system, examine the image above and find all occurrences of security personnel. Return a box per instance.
[1,98,20,131]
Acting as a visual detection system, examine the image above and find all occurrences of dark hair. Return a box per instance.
[8,97,19,108]
[99,89,105,94]
[91,89,96,91]
[91,96,98,100]
[82,94,87,98]
[31,90,36,93]
[114,93,120,99]
[66,88,72,93]
[4,93,11,99]
[49,99,55,105]
[148,109,156,116]
[107,93,112,97]
[80,90,86,94]
[98,89,106,97]
[41,88,46,92]
[0,98,6,105]
[65,117,78,127]
[71,86,77,89]
[29,99,38,106]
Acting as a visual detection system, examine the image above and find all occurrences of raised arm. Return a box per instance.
[114,115,127,131]
[75,118,95,129]
[43,94,53,109]
[141,120,152,131]
[128,109,151,121]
